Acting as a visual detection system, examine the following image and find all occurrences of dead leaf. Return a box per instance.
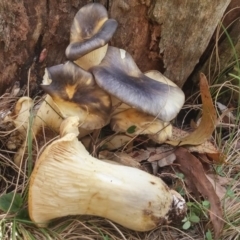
[157,153,176,167]
[129,145,175,163]
[206,174,228,200]
[175,147,224,239]
[206,152,226,163]
[147,146,175,162]
[129,149,150,162]
[167,73,217,146]
[169,127,223,162]
[187,140,219,154]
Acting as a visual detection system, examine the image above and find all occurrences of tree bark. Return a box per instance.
[148,0,231,87]
[0,0,91,95]
[0,0,236,96]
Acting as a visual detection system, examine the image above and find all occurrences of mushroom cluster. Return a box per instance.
[6,3,187,231]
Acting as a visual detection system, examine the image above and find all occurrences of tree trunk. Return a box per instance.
[0,0,91,95]
[0,0,237,96]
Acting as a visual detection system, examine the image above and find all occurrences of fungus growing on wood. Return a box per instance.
[65,3,118,70]
[29,116,187,230]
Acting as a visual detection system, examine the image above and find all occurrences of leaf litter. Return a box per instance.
[167,73,218,146]
[0,70,228,240]
[174,147,224,239]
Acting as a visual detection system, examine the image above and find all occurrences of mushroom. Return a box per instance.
[65,3,118,70]
[4,97,34,151]
[29,116,187,230]
[111,108,173,143]
[91,46,185,122]
[41,61,111,130]
[8,61,111,166]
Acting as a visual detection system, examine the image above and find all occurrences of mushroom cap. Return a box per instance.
[65,3,118,61]
[91,47,185,122]
[41,61,111,130]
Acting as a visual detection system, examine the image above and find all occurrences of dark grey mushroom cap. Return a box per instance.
[65,3,118,61]
[41,61,111,129]
[91,47,185,122]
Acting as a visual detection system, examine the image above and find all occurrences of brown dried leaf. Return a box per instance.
[187,140,219,154]
[157,153,176,167]
[129,145,175,163]
[167,73,217,146]
[169,127,223,162]
[147,146,175,162]
[129,149,150,162]
[175,147,224,239]
[206,174,228,200]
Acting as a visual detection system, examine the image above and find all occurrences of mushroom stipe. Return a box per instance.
[29,116,187,231]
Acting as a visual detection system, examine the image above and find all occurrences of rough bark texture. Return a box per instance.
[109,0,163,73]
[0,0,236,96]
[199,0,240,81]
[0,0,91,95]
[148,0,231,87]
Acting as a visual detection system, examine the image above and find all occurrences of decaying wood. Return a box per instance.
[148,0,231,87]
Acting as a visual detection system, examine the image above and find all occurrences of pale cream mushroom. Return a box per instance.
[29,116,187,230]
[4,97,34,151]
[10,61,111,166]
[65,3,118,70]
[111,108,172,143]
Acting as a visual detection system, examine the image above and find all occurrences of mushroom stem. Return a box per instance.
[29,116,187,230]
[8,94,91,166]
[32,94,63,135]
[4,97,34,152]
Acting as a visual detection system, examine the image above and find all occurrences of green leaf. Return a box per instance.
[189,214,200,223]
[206,229,213,240]
[16,208,30,220]
[127,125,137,134]
[0,192,23,213]
[182,220,191,230]
[202,200,210,208]
[187,202,194,207]
[102,235,111,240]
[176,172,185,179]
[226,188,235,198]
